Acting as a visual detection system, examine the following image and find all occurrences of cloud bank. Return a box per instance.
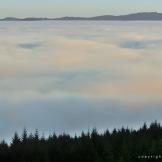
[0,21,162,140]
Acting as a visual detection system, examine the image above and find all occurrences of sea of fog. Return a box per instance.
[0,21,162,141]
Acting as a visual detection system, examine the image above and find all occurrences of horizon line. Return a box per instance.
[0,11,161,20]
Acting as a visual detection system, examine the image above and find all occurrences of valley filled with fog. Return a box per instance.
[0,21,162,140]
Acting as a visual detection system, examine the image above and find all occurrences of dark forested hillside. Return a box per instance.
[0,121,162,162]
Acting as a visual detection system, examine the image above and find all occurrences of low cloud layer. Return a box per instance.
[120,39,162,49]
[0,21,162,141]
[18,42,42,49]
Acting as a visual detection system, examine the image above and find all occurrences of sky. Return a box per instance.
[0,0,162,18]
[0,21,162,141]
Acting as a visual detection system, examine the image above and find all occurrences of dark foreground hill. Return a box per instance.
[0,121,162,162]
[1,12,162,21]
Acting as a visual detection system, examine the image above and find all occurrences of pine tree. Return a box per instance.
[22,128,28,144]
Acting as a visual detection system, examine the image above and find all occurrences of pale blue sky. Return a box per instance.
[0,0,162,18]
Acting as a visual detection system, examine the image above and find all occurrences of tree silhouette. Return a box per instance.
[0,121,162,162]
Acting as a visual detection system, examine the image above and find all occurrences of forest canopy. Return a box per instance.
[0,121,162,162]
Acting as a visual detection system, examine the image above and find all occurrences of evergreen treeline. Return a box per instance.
[0,121,162,162]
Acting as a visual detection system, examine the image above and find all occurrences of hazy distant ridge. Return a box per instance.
[1,12,162,21]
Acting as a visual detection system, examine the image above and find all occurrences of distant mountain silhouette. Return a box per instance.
[1,17,49,21]
[1,12,162,21]
[54,16,88,20]
[2,17,21,21]
[89,12,162,20]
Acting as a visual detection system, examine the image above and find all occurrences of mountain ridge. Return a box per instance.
[1,12,162,21]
